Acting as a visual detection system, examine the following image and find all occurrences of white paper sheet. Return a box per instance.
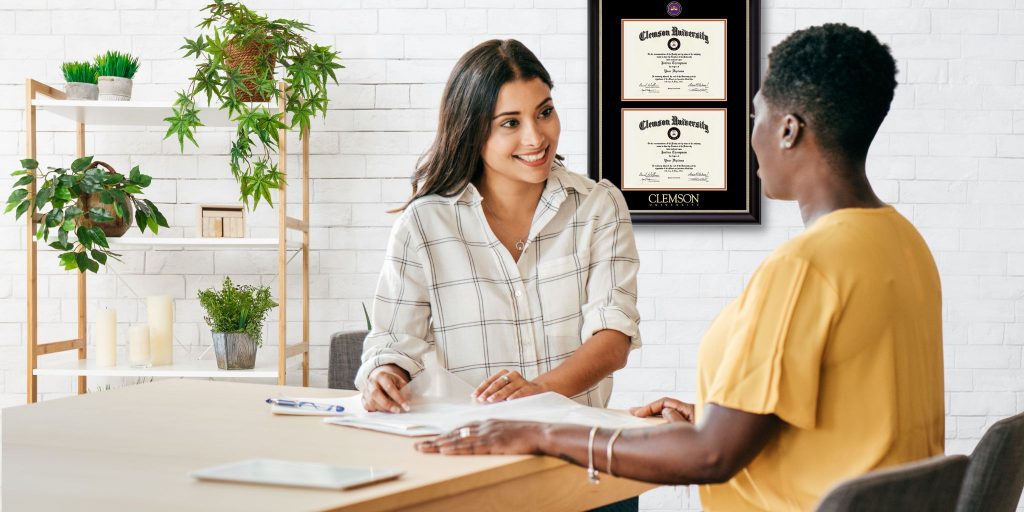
[322,366,650,437]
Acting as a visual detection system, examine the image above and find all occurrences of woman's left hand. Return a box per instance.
[473,369,547,403]
[415,420,545,455]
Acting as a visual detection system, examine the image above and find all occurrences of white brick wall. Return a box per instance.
[0,1,1022,510]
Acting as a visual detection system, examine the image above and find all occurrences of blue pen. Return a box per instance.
[266,398,345,413]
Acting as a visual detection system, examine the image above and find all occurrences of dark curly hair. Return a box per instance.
[762,23,897,162]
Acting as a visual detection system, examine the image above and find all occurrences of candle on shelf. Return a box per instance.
[128,324,150,367]
[147,296,174,366]
[95,308,117,367]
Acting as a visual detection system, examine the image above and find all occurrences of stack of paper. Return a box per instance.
[317,367,652,437]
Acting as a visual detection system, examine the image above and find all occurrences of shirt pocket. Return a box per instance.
[536,252,588,337]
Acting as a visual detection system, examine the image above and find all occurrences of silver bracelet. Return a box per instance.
[606,428,624,478]
[587,425,600,484]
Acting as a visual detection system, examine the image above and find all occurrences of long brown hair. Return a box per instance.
[393,39,556,212]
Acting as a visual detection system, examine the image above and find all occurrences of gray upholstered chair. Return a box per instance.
[955,411,1024,512]
[814,454,969,512]
[328,330,368,390]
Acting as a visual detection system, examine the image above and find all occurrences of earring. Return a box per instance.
[784,141,793,148]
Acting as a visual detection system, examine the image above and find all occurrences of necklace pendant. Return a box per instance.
[514,240,526,252]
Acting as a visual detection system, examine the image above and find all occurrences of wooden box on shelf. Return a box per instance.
[198,205,245,238]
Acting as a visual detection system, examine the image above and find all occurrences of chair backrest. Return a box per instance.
[815,454,969,512]
[956,411,1024,512]
[328,330,369,390]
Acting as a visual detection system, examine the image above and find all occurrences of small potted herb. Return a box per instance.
[5,156,167,273]
[61,61,98,100]
[198,277,278,370]
[95,51,140,101]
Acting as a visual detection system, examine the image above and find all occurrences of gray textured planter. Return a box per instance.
[65,82,98,100]
[211,332,257,370]
[98,76,133,101]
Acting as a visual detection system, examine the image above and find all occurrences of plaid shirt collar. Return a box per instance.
[447,165,585,240]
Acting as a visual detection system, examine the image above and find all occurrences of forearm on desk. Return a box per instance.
[533,329,631,398]
[538,404,780,485]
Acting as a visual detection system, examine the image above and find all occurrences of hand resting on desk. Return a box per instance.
[362,364,412,413]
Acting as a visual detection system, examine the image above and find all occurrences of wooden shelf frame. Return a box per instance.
[24,79,311,403]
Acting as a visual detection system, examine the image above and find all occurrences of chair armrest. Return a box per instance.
[328,330,369,390]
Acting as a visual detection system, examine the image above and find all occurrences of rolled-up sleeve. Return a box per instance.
[580,182,641,349]
[354,215,434,390]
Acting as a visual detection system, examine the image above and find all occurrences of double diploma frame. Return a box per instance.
[589,1,761,223]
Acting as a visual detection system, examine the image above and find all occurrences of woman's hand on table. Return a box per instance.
[415,420,546,455]
[473,369,547,403]
[362,364,411,413]
[630,397,695,423]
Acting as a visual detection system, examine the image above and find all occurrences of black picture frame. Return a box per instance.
[588,0,761,223]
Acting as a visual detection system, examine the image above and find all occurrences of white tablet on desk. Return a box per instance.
[190,458,404,490]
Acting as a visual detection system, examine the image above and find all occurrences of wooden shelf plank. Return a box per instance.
[32,358,296,379]
[107,237,303,250]
[31,98,281,128]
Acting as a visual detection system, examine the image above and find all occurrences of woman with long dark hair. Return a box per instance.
[355,40,641,416]
[416,24,945,512]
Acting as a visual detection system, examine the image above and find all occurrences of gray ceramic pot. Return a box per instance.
[98,76,132,101]
[65,82,98,100]
[211,332,257,370]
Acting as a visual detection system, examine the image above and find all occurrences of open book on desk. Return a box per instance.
[321,366,651,437]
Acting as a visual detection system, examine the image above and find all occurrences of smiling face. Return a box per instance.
[480,77,561,189]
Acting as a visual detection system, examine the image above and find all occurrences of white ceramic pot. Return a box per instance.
[64,82,98,100]
[97,76,133,101]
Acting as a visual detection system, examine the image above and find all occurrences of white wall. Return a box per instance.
[0,0,1022,510]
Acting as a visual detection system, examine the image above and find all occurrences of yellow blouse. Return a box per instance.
[696,206,945,511]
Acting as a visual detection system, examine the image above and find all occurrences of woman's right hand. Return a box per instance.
[629,397,696,423]
[362,364,411,413]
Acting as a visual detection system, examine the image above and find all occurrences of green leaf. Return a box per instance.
[70,155,93,172]
[76,226,93,250]
[54,186,73,201]
[129,166,141,183]
[59,252,78,270]
[90,249,107,265]
[49,240,73,251]
[13,175,33,187]
[88,207,114,223]
[20,159,38,170]
[135,209,148,233]
[11,169,27,177]
[45,208,64,228]
[89,228,108,249]
[63,205,83,219]
[5,188,27,205]
[34,187,51,209]
[15,200,30,220]
[99,191,114,204]
[74,252,89,273]
[153,208,168,228]
[62,218,75,232]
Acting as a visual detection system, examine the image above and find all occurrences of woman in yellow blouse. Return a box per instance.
[416,23,945,511]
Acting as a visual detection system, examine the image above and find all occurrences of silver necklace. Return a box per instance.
[482,201,528,252]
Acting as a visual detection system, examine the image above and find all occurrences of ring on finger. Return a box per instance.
[458,426,473,439]
[501,374,511,383]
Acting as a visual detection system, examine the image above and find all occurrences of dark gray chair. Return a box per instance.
[956,411,1024,512]
[328,330,368,390]
[815,455,969,512]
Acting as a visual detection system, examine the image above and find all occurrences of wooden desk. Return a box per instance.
[4,379,657,511]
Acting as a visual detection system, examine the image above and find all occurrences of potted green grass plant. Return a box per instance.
[5,156,168,273]
[61,61,98,100]
[198,276,278,370]
[95,51,140,101]
[165,0,343,210]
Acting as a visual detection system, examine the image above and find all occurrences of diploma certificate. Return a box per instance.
[621,109,727,191]
[621,19,727,101]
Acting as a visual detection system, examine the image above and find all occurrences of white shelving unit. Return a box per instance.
[24,79,312,401]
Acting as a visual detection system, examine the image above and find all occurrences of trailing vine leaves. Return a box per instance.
[165,0,343,210]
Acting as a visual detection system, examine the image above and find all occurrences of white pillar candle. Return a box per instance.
[95,308,117,367]
[147,296,174,366]
[128,324,150,367]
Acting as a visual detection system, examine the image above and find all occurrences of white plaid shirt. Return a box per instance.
[354,164,641,407]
